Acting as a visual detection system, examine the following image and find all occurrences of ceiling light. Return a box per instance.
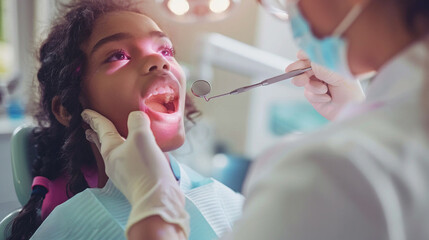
[157,0,241,23]
[167,0,190,16]
[209,0,231,14]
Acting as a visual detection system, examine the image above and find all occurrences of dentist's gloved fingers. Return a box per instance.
[304,89,332,103]
[296,49,309,60]
[306,78,329,94]
[81,109,124,155]
[82,109,115,134]
[295,49,346,86]
[285,59,310,73]
[85,129,101,150]
[292,74,310,87]
[293,49,365,121]
[286,58,314,87]
[81,113,190,238]
[127,111,152,135]
[127,111,174,176]
[291,68,316,87]
[310,62,345,86]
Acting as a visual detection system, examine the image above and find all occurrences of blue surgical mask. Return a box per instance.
[288,2,364,79]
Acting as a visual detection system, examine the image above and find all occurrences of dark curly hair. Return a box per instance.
[7,0,199,239]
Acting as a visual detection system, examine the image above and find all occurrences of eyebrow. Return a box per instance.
[150,30,169,39]
[90,31,170,55]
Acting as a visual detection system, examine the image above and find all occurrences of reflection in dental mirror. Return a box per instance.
[191,80,211,99]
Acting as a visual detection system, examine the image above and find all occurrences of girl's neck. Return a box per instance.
[90,143,109,188]
[89,142,171,188]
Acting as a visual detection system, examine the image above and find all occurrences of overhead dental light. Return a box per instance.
[157,0,240,23]
[167,0,190,15]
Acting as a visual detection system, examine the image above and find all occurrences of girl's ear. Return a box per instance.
[52,96,71,127]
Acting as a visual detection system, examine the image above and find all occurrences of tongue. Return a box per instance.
[146,101,168,113]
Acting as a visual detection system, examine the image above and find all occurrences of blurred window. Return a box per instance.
[0,0,16,83]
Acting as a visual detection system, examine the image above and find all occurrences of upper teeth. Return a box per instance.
[164,94,174,103]
[147,86,175,103]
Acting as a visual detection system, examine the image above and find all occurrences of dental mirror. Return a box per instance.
[191,80,212,101]
[191,67,312,102]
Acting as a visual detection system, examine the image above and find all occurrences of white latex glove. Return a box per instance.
[286,50,366,120]
[81,109,190,238]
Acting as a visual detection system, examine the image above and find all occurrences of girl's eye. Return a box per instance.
[105,50,130,63]
[160,47,175,57]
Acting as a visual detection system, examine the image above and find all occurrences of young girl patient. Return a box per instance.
[7,0,243,239]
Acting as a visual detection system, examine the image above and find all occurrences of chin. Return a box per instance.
[153,126,185,152]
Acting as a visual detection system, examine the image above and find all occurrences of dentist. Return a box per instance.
[82,0,429,239]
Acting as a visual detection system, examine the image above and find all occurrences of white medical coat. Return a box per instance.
[225,36,429,240]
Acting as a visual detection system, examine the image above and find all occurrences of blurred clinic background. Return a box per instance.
[0,0,329,220]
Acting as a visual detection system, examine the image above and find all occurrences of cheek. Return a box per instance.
[82,77,141,137]
[171,65,187,104]
[169,60,185,81]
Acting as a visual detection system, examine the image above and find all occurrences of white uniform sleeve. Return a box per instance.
[222,142,388,240]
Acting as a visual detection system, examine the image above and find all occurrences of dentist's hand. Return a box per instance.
[81,109,189,239]
[286,50,366,120]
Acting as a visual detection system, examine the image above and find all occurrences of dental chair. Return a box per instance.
[0,125,36,240]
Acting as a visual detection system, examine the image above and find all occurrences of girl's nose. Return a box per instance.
[143,55,171,73]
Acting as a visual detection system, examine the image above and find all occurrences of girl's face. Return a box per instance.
[81,11,186,151]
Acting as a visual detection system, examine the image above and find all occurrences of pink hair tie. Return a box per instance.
[32,176,51,191]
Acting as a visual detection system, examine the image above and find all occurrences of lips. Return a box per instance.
[141,71,181,118]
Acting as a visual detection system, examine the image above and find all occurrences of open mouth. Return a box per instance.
[144,86,178,114]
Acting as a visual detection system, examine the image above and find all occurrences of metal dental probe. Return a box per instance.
[191,67,312,102]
